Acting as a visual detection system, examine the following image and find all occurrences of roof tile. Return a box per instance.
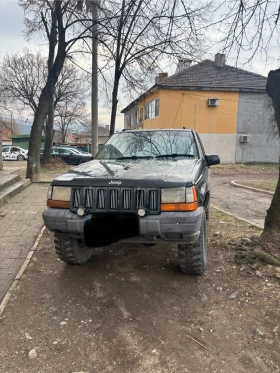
[161,60,266,91]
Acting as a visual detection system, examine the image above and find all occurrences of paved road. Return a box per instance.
[0,183,47,301]
[211,174,275,227]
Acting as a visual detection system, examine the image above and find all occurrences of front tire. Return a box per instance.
[54,234,95,264]
[17,154,25,161]
[178,210,207,275]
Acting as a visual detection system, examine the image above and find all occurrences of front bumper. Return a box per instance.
[42,207,203,244]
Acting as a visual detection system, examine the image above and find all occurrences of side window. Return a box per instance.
[2,147,9,153]
[52,149,59,155]
[11,147,19,152]
[60,149,71,154]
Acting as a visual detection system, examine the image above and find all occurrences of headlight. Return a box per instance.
[46,186,71,209]
[161,187,198,212]
[161,188,186,203]
[52,186,71,201]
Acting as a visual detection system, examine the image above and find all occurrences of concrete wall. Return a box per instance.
[199,134,237,163]
[236,93,279,163]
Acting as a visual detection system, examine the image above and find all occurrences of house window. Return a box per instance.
[125,113,131,129]
[144,98,160,120]
[131,110,137,127]
[139,108,143,121]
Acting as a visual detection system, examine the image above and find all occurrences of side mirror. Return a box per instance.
[205,154,220,166]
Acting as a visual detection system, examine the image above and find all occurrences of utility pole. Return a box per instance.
[91,0,98,157]
[10,112,13,135]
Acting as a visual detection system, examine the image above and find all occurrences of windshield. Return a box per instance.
[96,131,198,160]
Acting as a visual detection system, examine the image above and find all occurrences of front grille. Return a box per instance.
[149,190,158,211]
[136,190,145,208]
[97,189,106,209]
[71,187,160,215]
[110,189,118,210]
[85,189,93,209]
[73,189,82,208]
[123,190,131,210]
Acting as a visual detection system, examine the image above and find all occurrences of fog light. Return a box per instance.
[138,208,145,217]
[77,208,85,217]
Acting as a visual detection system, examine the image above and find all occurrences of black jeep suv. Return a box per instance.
[42,129,220,275]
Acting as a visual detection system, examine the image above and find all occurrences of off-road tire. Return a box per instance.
[54,234,95,265]
[178,210,207,275]
[17,154,25,161]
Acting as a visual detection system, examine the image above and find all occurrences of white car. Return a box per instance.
[2,146,28,161]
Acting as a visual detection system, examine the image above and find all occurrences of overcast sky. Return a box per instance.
[0,0,125,130]
[0,0,279,131]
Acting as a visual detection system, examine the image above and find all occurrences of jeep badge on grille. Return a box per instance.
[109,180,122,185]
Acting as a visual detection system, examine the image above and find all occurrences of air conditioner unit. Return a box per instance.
[208,98,219,107]
[240,135,249,143]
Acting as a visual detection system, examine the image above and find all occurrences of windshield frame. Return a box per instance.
[95,130,199,161]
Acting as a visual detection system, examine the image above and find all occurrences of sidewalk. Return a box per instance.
[211,173,275,227]
[0,183,48,302]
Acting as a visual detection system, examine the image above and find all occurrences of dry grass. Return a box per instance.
[236,180,277,192]
[40,158,71,182]
[212,163,278,174]
[40,158,70,173]
[208,208,263,245]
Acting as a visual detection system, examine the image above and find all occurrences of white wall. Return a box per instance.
[199,134,237,163]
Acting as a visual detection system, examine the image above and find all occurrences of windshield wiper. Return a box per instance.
[155,153,195,159]
[115,155,153,160]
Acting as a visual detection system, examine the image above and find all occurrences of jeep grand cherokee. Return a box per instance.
[42,129,220,275]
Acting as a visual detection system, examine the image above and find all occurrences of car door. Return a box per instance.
[2,147,10,160]
[8,147,20,160]
[62,149,80,165]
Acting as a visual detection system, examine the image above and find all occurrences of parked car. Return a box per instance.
[40,146,93,165]
[54,144,92,155]
[42,129,220,275]
[2,146,28,161]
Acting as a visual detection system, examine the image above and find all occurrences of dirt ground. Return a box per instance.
[0,209,280,373]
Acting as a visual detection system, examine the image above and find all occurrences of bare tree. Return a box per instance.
[0,50,89,149]
[213,1,280,241]
[19,0,97,180]
[20,0,209,179]
[0,50,46,115]
[55,98,89,142]
[97,0,209,135]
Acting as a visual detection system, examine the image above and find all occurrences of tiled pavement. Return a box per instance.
[0,183,48,302]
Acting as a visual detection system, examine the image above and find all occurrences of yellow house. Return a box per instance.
[121,54,278,163]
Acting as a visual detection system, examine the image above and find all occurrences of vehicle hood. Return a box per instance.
[53,158,201,187]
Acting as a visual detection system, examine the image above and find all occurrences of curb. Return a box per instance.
[231,180,274,196]
[33,181,52,184]
[0,226,46,317]
[211,204,263,230]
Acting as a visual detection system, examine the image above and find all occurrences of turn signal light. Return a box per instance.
[161,202,198,212]
[47,200,70,209]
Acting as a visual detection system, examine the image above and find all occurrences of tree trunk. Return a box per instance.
[61,127,66,143]
[263,69,280,241]
[26,90,50,181]
[0,134,3,170]
[26,0,66,181]
[110,73,120,136]
[41,101,54,164]
[41,6,57,165]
